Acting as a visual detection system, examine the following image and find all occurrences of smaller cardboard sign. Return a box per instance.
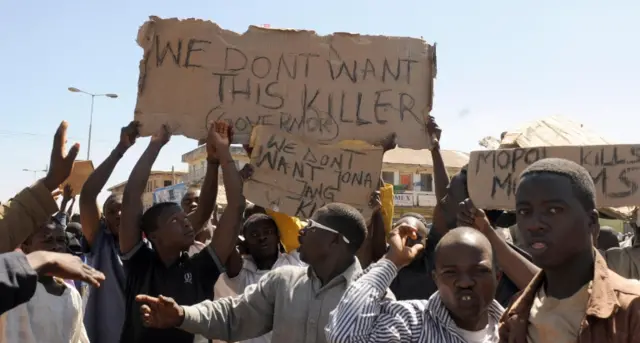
[244,126,383,219]
[59,160,94,196]
[468,144,640,209]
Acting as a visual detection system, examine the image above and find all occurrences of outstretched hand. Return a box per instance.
[43,121,80,192]
[384,224,425,269]
[457,198,492,235]
[426,115,442,150]
[136,294,185,329]
[26,251,105,288]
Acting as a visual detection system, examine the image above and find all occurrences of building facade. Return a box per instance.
[381,148,469,220]
[181,145,248,207]
[107,170,187,210]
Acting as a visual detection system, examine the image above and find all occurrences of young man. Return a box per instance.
[213,213,306,343]
[79,121,139,343]
[0,222,90,342]
[498,158,640,342]
[119,121,243,343]
[135,203,386,343]
[326,226,504,343]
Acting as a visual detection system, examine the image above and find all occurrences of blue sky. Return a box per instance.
[0,0,638,207]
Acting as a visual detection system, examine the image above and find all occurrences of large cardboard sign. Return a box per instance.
[245,126,383,219]
[59,160,94,196]
[468,145,640,209]
[134,16,436,149]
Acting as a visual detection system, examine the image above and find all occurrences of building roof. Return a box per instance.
[107,170,187,192]
[382,148,470,168]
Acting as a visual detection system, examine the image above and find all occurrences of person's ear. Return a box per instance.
[588,209,600,244]
[431,270,438,284]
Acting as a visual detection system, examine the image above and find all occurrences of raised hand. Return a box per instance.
[136,295,184,329]
[207,121,232,161]
[43,121,80,192]
[426,115,442,142]
[119,121,140,150]
[62,184,73,201]
[239,164,254,181]
[26,251,105,288]
[377,132,397,153]
[150,124,171,147]
[368,190,382,212]
[384,223,425,269]
[457,198,492,235]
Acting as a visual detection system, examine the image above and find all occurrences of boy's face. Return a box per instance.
[150,204,195,251]
[27,223,67,253]
[515,173,598,269]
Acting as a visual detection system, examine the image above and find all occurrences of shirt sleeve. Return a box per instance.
[325,258,427,343]
[0,251,38,315]
[178,266,280,341]
[0,181,59,253]
[120,239,153,274]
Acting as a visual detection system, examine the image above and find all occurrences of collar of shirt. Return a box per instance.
[426,291,505,333]
[307,258,362,291]
[242,251,305,273]
[506,249,621,321]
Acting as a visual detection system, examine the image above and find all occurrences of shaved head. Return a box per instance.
[434,226,494,266]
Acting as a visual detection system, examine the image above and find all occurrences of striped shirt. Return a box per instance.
[325,258,505,343]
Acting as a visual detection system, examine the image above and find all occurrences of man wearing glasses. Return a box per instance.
[135,202,394,343]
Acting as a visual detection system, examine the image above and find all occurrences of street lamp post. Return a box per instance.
[23,166,48,181]
[68,87,118,160]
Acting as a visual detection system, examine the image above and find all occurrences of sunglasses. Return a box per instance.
[301,219,350,244]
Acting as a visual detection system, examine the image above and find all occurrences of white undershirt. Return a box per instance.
[456,317,499,343]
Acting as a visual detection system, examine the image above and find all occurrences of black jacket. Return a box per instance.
[0,251,38,314]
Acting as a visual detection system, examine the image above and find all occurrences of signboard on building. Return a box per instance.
[393,193,414,207]
[153,183,188,205]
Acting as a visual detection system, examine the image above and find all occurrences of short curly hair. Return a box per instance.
[519,158,596,212]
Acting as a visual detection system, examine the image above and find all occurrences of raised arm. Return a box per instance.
[188,123,221,237]
[327,225,426,343]
[0,121,78,253]
[119,125,170,254]
[209,121,245,265]
[458,199,539,289]
[426,116,448,202]
[80,122,138,247]
[66,196,76,218]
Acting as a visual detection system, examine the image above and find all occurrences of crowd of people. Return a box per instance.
[2,116,640,343]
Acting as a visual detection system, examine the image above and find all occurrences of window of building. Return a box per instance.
[145,181,153,193]
[420,173,433,192]
[164,180,172,187]
[382,171,394,185]
[399,173,413,191]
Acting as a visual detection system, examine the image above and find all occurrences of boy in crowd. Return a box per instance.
[118,121,244,343]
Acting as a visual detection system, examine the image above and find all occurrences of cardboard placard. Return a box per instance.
[59,160,94,196]
[244,126,383,219]
[134,16,436,149]
[468,145,640,209]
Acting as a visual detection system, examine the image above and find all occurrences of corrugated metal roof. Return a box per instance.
[383,148,469,168]
[500,115,614,148]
